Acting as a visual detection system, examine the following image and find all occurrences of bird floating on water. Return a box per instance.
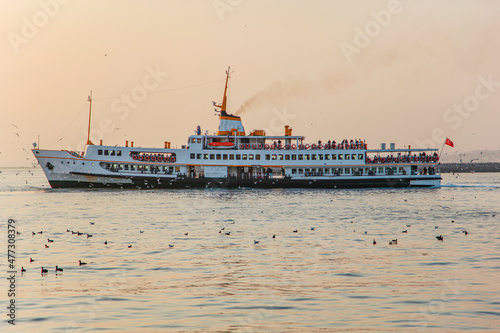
[436,235,444,241]
[55,266,63,272]
[169,244,174,248]
[47,238,54,242]
[406,224,411,227]
[254,240,260,244]
[128,245,132,248]
[87,234,92,238]
[104,240,107,245]
[45,244,49,248]
[41,267,48,274]
[79,260,87,265]
[30,258,35,262]
[90,222,95,225]
[310,227,315,231]
[389,239,398,245]
[21,267,26,272]
[373,239,376,245]
[184,232,188,236]
[402,230,407,233]
[272,234,276,239]
[293,230,298,233]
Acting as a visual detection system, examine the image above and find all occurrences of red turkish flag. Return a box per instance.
[445,138,454,147]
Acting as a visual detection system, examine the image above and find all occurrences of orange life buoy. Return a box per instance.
[285,144,290,149]
[138,155,144,161]
[170,155,176,163]
[291,144,296,149]
[132,155,138,160]
[251,144,256,149]
[433,156,438,162]
[245,144,250,149]
[258,144,263,149]
[298,144,304,149]
[305,144,310,149]
[239,144,244,149]
[311,144,317,149]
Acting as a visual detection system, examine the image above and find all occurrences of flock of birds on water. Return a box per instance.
[17,209,490,276]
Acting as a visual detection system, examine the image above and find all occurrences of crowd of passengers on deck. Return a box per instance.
[241,139,367,150]
[366,152,439,163]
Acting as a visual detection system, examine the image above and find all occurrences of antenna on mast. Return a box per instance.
[86,90,93,145]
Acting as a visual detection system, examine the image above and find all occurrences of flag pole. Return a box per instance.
[439,140,446,158]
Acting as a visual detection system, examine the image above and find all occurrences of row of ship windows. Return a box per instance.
[97,149,122,156]
[103,163,181,173]
[291,167,406,174]
[190,153,365,161]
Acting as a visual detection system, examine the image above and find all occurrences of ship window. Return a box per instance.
[319,154,324,160]
[311,155,317,160]
[325,168,330,174]
[223,154,228,160]
[345,168,350,174]
[124,165,129,170]
[359,154,364,160]
[378,167,383,173]
[104,150,109,156]
[292,168,297,174]
[352,154,357,160]
[110,150,115,156]
[204,154,209,159]
[210,154,215,160]
[175,167,180,172]
[190,138,196,143]
[197,154,202,159]
[272,154,277,160]
[216,154,221,160]
[345,154,350,160]
[278,155,283,160]
[190,153,195,159]
[285,155,290,161]
[249,154,254,160]
[117,151,122,156]
[242,154,247,160]
[197,138,202,143]
[229,154,234,160]
[332,154,337,160]
[98,149,103,155]
[304,155,310,160]
[265,154,270,160]
[236,154,241,160]
[298,169,304,174]
[338,154,343,160]
[292,154,297,160]
[325,154,330,160]
[298,154,303,160]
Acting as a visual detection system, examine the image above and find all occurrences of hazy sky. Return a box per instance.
[1,0,499,167]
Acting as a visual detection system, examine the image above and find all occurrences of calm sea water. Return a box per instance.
[1,168,500,332]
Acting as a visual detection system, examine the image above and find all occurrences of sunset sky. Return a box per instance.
[1,0,499,167]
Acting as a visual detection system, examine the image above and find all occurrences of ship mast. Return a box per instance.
[220,67,231,115]
[86,90,92,145]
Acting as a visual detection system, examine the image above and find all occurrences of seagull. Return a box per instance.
[225,232,230,236]
[41,267,48,274]
[47,238,54,242]
[272,234,276,239]
[90,222,95,225]
[184,232,188,236]
[30,258,35,262]
[87,234,92,238]
[402,230,407,233]
[462,230,468,235]
[79,260,87,265]
[45,244,49,248]
[310,227,315,231]
[55,266,63,272]
[104,240,107,245]
[168,244,174,248]
[140,230,144,234]
[21,267,26,273]
[254,240,260,244]
[373,239,376,245]
[128,245,132,248]
[436,235,443,241]
[406,224,411,227]
[293,230,298,233]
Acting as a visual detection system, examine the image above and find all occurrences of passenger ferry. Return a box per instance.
[32,68,441,189]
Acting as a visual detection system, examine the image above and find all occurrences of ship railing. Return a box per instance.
[366,153,439,164]
[237,143,367,150]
